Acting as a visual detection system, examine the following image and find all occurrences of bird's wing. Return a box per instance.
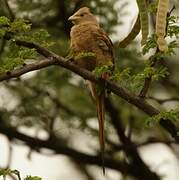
[94,28,115,65]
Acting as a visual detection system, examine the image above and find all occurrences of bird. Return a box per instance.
[68,7,114,174]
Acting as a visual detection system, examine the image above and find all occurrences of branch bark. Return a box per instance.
[0,40,179,141]
[105,98,159,180]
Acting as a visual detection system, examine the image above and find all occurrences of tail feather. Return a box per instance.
[96,92,105,174]
[88,81,105,174]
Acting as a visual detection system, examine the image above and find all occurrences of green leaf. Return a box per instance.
[15,29,52,47]
[17,48,37,59]
[167,16,179,38]
[74,51,96,60]
[110,68,131,81]
[146,107,179,127]
[152,66,169,80]
[32,29,50,41]
[142,34,157,55]
[147,0,158,13]
[0,169,12,180]
[2,57,24,71]
[10,19,31,33]
[93,65,113,78]
[167,40,179,55]
[0,29,6,38]
[25,175,42,180]
[0,16,10,26]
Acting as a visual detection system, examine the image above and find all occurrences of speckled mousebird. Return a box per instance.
[68,7,114,174]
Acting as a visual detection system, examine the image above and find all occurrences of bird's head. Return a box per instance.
[68,7,98,25]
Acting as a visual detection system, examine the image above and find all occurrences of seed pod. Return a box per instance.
[156,0,169,52]
[136,0,149,45]
[119,15,140,48]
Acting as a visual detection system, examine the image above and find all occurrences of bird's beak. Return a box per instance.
[68,15,79,22]
[68,14,79,24]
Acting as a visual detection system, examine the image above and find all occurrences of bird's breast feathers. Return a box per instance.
[70,23,98,50]
[70,22,114,69]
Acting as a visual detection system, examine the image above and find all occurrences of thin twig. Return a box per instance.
[137,138,178,147]
[168,5,175,17]
[148,96,179,104]
[6,139,13,168]
[0,0,15,59]
[139,53,158,98]
[72,160,97,180]
[0,39,7,58]
[3,0,15,21]
[16,171,22,180]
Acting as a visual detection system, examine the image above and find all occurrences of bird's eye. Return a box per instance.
[80,13,85,17]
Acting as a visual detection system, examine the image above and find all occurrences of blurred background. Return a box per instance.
[0,0,179,179]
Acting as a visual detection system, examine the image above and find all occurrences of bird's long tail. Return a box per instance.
[96,91,105,174]
[87,81,105,174]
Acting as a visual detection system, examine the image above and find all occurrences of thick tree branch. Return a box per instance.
[0,40,179,141]
[0,58,58,81]
[0,121,141,178]
[105,98,159,180]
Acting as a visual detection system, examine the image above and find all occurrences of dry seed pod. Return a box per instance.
[136,0,149,45]
[119,15,140,48]
[156,0,169,52]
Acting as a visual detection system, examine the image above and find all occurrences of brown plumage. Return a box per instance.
[68,7,114,174]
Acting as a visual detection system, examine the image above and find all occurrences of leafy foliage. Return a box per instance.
[93,65,113,78]
[142,34,158,55]
[167,15,179,38]
[0,168,42,180]
[0,43,37,73]
[74,51,96,60]
[146,107,179,127]
[0,16,52,72]
[10,19,31,33]
[133,66,169,88]
[147,0,158,13]
[16,29,52,47]
[0,168,12,179]
[25,176,42,180]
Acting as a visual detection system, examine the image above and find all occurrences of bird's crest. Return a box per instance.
[68,6,98,25]
[77,7,90,14]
